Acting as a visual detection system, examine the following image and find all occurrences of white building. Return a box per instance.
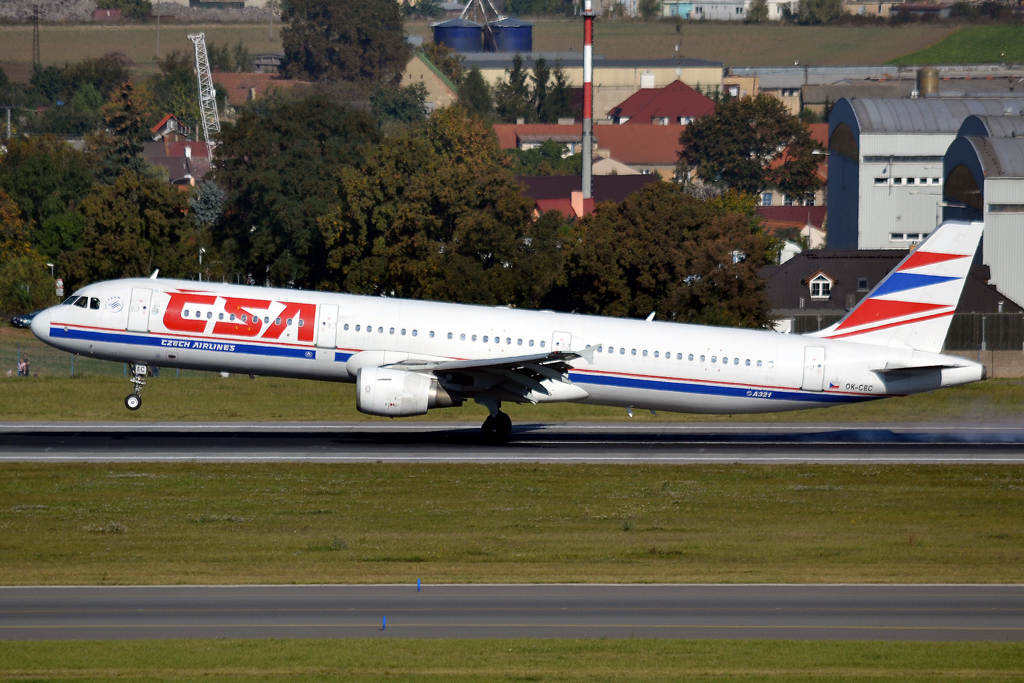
[944,125,1024,311]
[827,98,1024,251]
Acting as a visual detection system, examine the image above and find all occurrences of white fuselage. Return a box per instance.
[31,278,984,415]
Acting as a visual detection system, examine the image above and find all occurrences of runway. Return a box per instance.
[3,422,1024,463]
[2,584,1022,641]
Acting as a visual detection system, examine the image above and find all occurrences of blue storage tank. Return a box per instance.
[490,17,533,53]
[432,18,483,53]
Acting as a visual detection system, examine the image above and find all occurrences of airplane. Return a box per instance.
[30,220,985,441]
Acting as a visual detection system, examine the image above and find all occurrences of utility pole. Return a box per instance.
[4,107,10,140]
[156,1,161,59]
[32,5,41,71]
[581,0,595,199]
[268,0,274,40]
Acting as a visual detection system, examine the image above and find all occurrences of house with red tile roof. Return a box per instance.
[212,73,310,111]
[494,123,686,178]
[607,80,715,125]
[519,175,659,219]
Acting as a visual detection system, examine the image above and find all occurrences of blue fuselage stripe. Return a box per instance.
[50,326,316,360]
[568,371,873,404]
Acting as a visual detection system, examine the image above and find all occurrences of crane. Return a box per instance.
[187,32,220,161]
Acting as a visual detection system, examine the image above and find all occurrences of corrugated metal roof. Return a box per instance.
[850,99,1024,134]
[431,17,482,27]
[490,17,533,26]
[966,136,1024,178]
[958,114,1024,138]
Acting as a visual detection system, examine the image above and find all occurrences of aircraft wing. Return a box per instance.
[388,347,596,403]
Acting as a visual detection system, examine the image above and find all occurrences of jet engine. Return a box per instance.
[356,367,462,417]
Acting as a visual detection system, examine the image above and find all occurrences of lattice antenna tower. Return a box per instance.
[32,5,41,70]
[188,32,220,157]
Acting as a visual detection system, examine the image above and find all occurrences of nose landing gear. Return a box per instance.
[124,363,148,411]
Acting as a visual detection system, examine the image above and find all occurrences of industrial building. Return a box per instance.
[944,130,1024,314]
[826,97,1024,251]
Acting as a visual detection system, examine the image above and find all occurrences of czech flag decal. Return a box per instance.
[829,382,839,390]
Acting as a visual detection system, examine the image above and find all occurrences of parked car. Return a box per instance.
[9,310,42,328]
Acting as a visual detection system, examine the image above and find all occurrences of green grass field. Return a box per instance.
[2,639,1022,682]
[891,24,1024,65]
[0,20,953,78]
[1,462,1021,584]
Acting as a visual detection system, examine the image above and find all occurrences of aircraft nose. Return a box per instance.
[30,308,51,342]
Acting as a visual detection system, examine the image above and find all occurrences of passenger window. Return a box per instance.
[367,325,372,333]
[722,357,728,364]
[447,332,452,339]
[298,319,304,327]
[654,351,659,358]
[75,297,88,308]
[483,335,489,342]
[412,330,417,336]
[642,350,648,357]
[529,340,534,347]
[401,329,406,336]
[275,318,282,325]
[473,335,478,342]
[712,356,717,363]
[90,297,100,310]
[378,327,383,333]
[618,347,624,355]
[541,341,546,348]
[460,334,466,341]
[734,358,739,365]
[230,314,236,322]
[264,317,270,324]
[745,359,751,366]
[688,354,693,361]
[389,327,395,334]
[506,338,511,345]
[631,349,637,356]
[757,360,762,367]
[287,318,293,326]
[355,324,360,331]
[700,355,705,362]
[517,339,522,346]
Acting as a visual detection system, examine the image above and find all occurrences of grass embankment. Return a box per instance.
[2,639,1023,682]
[891,24,1024,65]
[1,463,1021,584]
[5,324,1024,422]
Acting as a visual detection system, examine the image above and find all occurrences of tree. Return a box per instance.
[422,43,464,85]
[59,170,193,290]
[0,189,54,316]
[555,183,772,327]
[506,139,581,175]
[796,0,844,23]
[540,63,575,123]
[30,66,64,103]
[282,0,410,84]
[215,93,379,288]
[746,0,769,22]
[318,107,548,305]
[232,41,252,73]
[0,136,97,258]
[189,181,225,228]
[530,58,550,123]
[93,81,151,179]
[41,83,105,136]
[458,67,493,118]
[639,0,662,19]
[677,94,823,201]
[0,188,31,261]
[370,82,428,125]
[62,53,131,100]
[493,54,534,123]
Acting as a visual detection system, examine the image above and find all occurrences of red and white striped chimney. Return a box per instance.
[582,0,595,199]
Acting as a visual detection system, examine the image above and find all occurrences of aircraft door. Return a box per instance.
[317,304,339,349]
[126,288,152,333]
[801,346,825,392]
[551,331,572,353]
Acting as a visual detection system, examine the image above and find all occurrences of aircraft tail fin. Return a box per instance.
[809,220,983,354]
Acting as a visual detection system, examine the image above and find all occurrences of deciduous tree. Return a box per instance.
[282,0,410,84]
[677,94,823,201]
[214,93,379,288]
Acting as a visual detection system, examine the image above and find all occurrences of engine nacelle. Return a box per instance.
[356,367,462,417]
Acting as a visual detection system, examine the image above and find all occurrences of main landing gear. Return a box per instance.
[124,363,148,411]
[481,411,512,442]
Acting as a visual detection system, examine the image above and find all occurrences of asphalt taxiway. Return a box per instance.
[3,422,1024,463]
[2,584,1022,641]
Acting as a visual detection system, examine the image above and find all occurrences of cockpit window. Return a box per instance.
[61,296,79,306]
[73,297,88,308]
[90,297,100,310]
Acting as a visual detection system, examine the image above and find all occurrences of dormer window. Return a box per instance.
[809,274,832,299]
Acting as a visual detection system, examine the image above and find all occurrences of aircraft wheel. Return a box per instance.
[481,412,512,442]
[125,394,142,411]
